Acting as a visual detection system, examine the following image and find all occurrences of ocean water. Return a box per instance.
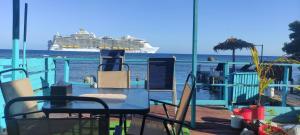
[1,49,298,100]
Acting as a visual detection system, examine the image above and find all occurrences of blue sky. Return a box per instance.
[0,0,299,55]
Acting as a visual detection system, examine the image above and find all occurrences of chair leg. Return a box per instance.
[163,121,172,135]
[140,116,146,135]
[173,90,177,112]
[124,114,127,134]
[119,115,123,126]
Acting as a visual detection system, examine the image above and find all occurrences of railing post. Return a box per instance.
[190,0,199,128]
[45,57,55,87]
[0,66,3,81]
[282,66,289,107]
[45,58,50,86]
[22,3,28,70]
[54,60,57,83]
[0,65,4,132]
[223,63,229,108]
[12,0,20,80]
[64,60,70,83]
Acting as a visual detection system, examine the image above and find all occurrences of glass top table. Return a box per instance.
[42,86,150,114]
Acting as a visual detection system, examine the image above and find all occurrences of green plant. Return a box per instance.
[250,47,274,106]
[266,108,276,116]
[265,109,275,127]
[282,21,300,57]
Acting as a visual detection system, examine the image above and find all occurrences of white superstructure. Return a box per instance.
[48,29,159,53]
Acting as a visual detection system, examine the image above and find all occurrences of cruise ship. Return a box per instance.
[48,29,159,53]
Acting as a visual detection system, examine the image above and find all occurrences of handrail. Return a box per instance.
[0,58,56,90]
[0,68,28,77]
[197,83,300,88]
[0,68,28,83]
[52,57,300,66]
[52,57,298,107]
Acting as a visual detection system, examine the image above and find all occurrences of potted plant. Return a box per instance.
[250,47,274,121]
[259,124,287,135]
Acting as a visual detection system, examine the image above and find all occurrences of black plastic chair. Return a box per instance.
[146,57,177,104]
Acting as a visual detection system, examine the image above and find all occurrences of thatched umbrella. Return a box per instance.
[214,37,255,71]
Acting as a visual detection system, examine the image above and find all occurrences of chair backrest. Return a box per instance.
[100,49,125,58]
[97,63,130,88]
[100,49,125,71]
[101,58,123,71]
[147,57,175,90]
[4,96,110,135]
[174,73,196,134]
[0,68,37,116]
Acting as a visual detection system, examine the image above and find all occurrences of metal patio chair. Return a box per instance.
[97,63,130,88]
[0,68,42,118]
[146,57,177,105]
[97,63,131,133]
[128,73,196,135]
[4,96,119,135]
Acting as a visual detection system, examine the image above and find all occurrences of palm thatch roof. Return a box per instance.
[213,38,255,51]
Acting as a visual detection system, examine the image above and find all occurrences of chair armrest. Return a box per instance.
[150,99,178,119]
[150,99,178,107]
[5,96,109,118]
[113,126,122,135]
[2,110,44,118]
[145,114,189,127]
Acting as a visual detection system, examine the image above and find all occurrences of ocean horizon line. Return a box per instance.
[0,49,280,57]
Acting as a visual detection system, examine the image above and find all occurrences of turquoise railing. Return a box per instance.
[53,57,300,108]
[0,57,55,89]
[0,57,299,127]
[0,57,55,130]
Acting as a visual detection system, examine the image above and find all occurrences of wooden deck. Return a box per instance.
[271,92,300,106]
[49,105,241,135]
[150,105,240,135]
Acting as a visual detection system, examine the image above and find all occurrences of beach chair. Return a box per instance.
[128,73,196,135]
[97,63,130,88]
[4,96,119,135]
[146,57,177,104]
[0,68,42,118]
